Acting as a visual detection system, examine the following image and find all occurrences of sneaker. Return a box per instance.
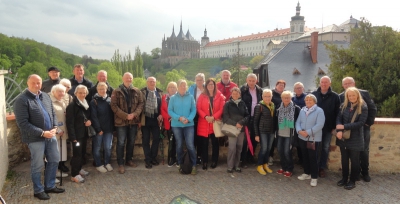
[79,169,89,177]
[283,171,293,177]
[168,159,176,167]
[310,179,318,187]
[105,164,113,172]
[71,175,85,183]
[257,165,267,175]
[298,174,311,180]
[56,171,68,178]
[96,165,108,173]
[235,168,242,173]
[55,178,60,184]
[277,169,284,174]
[268,156,274,166]
[262,164,273,173]
[191,166,197,175]
[176,164,180,168]
[227,169,233,173]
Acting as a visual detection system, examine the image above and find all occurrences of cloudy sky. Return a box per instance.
[0,0,397,60]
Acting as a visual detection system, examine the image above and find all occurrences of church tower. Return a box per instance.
[201,27,210,47]
[290,1,305,33]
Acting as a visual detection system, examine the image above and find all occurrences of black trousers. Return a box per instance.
[198,134,219,164]
[340,146,360,182]
[70,138,87,177]
[299,139,320,179]
[142,123,161,163]
[167,129,176,161]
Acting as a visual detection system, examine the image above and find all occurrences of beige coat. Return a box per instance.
[50,94,69,140]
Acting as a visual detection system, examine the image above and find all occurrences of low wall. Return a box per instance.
[0,70,8,192]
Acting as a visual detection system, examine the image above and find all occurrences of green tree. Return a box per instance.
[133,47,144,78]
[151,48,161,59]
[17,61,47,87]
[0,54,12,69]
[249,55,264,68]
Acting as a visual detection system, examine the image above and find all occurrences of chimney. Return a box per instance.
[310,31,318,63]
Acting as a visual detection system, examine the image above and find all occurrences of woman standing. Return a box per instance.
[59,78,73,105]
[296,94,325,187]
[336,87,368,190]
[276,91,300,177]
[66,85,91,183]
[223,87,249,173]
[196,79,225,170]
[254,89,276,175]
[161,82,178,167]
[90,82,114,173]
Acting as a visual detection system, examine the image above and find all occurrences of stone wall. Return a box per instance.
[0,70,9,192]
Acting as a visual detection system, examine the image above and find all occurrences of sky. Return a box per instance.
[0,0,398,60]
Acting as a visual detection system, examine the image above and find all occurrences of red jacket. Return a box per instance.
[161,94,172,130]
[217,81,238,102]
[196,91,225,137]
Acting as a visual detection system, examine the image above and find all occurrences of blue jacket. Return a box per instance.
[90,94,114,134]
[295,106,325,142]
[168,91,196,128]
[292,93,306,108]
[188,84,204,103]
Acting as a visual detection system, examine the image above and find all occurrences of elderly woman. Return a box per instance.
[254,89,276,175]
[276,91,300,177]
[296,94,325,187]
[66,85,91,183]
[336,87,368,190]
[161,81,178,167]
[59,78,73,105]
[223,87,249,173]
[90,82,114,173]
[168,79,197,175]
[196,78,225,170]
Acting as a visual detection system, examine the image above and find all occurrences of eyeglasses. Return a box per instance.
[207,84,215,86]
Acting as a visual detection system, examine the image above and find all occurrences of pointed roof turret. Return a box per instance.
[291,1,304,21]
[170,25,176,38]
[186,29,195,41]
[176,20,187,40]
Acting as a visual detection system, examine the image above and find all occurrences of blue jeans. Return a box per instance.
[116,125,137,166]
[257,133,275,165]
[172,126,196,166]
[319,130,332,169]
[277,136,293,172]
[28,136,60,194]
[93,132,113,167]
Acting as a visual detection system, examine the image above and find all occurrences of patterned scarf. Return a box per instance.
[302,104,317,117]
[145,88,158,118]
[260,100,274,117]
[277,101,295,129]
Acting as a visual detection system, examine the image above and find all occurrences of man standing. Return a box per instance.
[110,72,144,174]
[41,66,61,93]
[340,77,377,182]
[217,70,237,101]
[88,70,114,100]
[312,76,340,178]
[140,77,164,169]
[14,74,65,200]
[68,64,93,102]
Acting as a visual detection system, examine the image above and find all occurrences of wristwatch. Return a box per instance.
[41,131,45,137]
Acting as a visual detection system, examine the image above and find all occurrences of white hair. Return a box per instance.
[246,73,257,80]
[195,73,205,82]
[51,84,66,94]
[59,78,71,87]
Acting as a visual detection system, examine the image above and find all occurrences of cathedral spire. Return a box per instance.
[296,1,301,16]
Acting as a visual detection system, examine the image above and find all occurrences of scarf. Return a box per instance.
[277,101,295,129]
[119,84,132,108]
[260,100,274,117]
[78,98,89,110]
[145,88,158,118]
[232,98,241,105]
[302,104,317,117]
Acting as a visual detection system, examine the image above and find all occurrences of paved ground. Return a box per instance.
[1,159,400,204]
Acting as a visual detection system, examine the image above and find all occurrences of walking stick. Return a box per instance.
[159,124,165,165]
[59,134,63,186]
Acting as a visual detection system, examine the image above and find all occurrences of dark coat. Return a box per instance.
[253,102,276,136]
[88,81,114,101]
[222,99,249,132]
[339,89,377,126]
[336,102,368,151]
[66,97,91,141]
[272,89,283,108]
[312,87,340,132]
[41,78,60,93]
[292,93,306,108]
[68,76,93,102]
[240,84,262,116]
[90,94,114,134]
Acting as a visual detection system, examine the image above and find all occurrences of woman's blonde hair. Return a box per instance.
[342,87,364,114]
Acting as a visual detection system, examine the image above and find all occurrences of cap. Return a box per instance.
[48,66,60,72]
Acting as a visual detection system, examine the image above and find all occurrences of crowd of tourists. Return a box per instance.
[13,65,376,200]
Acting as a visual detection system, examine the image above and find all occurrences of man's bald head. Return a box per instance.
[27,74,42,94]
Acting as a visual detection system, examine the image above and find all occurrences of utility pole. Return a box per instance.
[237,41,240,84]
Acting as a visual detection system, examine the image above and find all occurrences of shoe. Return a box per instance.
[235,168,242,173]
[310,179,318,187]
[210,162,217,169]
[92,160,96,167]
[297,174,311,180]
[283,171,293,177]
[196,157,202,166]
[118,165,125,174]
[145,162,152,169]
[45,187,65,194]
[151,160,159,166]
[168,159,176,167]
[319,169,326,178]
[34,191,50,200]
[337,179,347,187]
[59,162,69,173]
[55,178,60,184]
[227,169,233,173]
[262,164,273,173]
[79,169,89,177]
[105,164,113,172]
[202,163,208,170]
[362,174,371,182]
[176,164,180,168]
[96,165,108,173]
[56,171,68,178]
[240,161,248,169]
[191,166,197,175]
[126,160,138,168]
[257,165,267,175]
[268,156,274,166]
[277,169,284,174]
[344,181,356,190]
[71,175,85,183]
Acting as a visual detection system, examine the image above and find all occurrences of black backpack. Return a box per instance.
[179,150,192,174]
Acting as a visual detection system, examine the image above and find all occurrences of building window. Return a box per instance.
[291,26,294,32]
[300,25,304,32]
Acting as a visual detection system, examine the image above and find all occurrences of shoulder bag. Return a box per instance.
[306,130,315,150]
[210,97,224,137]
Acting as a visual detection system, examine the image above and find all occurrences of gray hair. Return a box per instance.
[293,82,304,89]
[231,87,241,94]
[262,89,272,95]
[342,76,355,84]
[74,85,89,95]
[305,94,317,103]
[246,73,257,80]
[195,73,205,82]
[221,70,231,75]
[97,82,108,89]
[320,76,331,83]
[59,78,71,87]
[51,84,66,94]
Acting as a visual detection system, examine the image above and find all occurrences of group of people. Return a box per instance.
[14,65,376,200]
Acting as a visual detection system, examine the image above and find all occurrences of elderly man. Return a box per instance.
[217,70,237,101]
[311,76,340,178]
[88,70,114,100]
[339,77,377,182]
[140,77,164,169]
[41,66,61,93]
[111,72,144,174]
[240,73,262,167]
[14,74,65,200]
[68,64,93,102]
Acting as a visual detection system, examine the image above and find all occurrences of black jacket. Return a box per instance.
[312,87,340,132]
[66,97,91,141]
[223,99,249,132]
[336,102,368,151]
[90,94,114,134]
[240,84,262,116]
[68,76,93,102]
[339,89,377,126]
[88,81,114,101]
[253,103,276,136]
[272,89,283,108]
[41,78,60,93]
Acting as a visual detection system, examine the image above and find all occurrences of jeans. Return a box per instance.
[198,134,219,164]
[319,130,332,169]
[360,125,371,175]
[172,126,196,166]
[142,123,161,163]
[227,132,244,169]
[340,146,360,182]
[277,136,294,172]
[116,125,138,165]
[257,133,275,165]
[28,136,60,194]
[93,132,113,167]
[70,138,87,177]
[299,139,320,179]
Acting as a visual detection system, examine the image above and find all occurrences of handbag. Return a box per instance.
[332,110,358,140]
[221,124,240,137]
[82,112,96,138]
[209,97,224,137]
[306,130,315,150]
